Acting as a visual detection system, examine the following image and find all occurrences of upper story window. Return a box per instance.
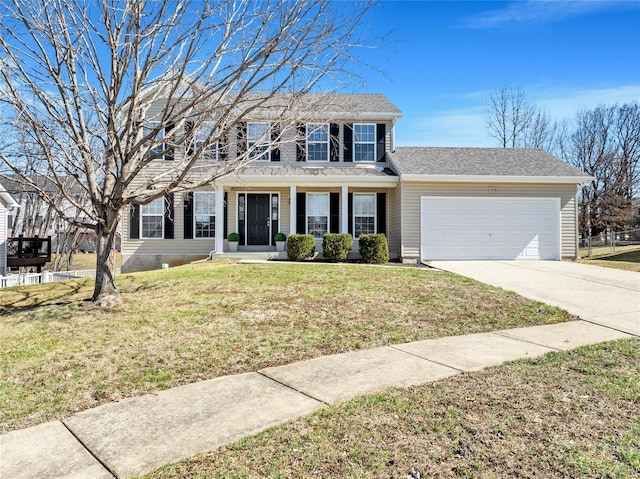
[193,124,218,162]
[144,122,174,161]
[247,122,270,160]
[307,123,329,162]
[353,123,376,162]
[141,198,164,238]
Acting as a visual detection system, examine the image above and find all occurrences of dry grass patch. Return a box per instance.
[0,262,575,432]
[145,339,640,479]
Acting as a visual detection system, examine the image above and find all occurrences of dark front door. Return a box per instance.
[247,194,270,245]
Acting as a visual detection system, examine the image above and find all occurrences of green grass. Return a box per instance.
[579,247,640,272]
[143,339,640,479]
[0,262,576,432]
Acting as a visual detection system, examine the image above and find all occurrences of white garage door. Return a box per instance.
[421,196,560,260]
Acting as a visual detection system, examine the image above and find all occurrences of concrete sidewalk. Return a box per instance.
[1,319,635,479]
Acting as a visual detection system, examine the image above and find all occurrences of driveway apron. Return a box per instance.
[429,261,640,336]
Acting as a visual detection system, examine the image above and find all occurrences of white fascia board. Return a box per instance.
[0,189,19,208]
[219,175,399,188]
[400,174,594,184]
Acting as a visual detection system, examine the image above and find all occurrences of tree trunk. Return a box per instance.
[92,214,121,307]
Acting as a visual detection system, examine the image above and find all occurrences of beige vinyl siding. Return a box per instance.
[389,186,402,258]
[1,205,7,275]
[400,181,579,260]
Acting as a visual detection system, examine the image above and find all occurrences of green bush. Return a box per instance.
[359,233,389,263]
[274,232,287,242]
[322,233,353,262]
[287,234,316,261]
[227,232,240,242]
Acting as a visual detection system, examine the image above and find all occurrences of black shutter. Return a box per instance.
[376,123,386,162]
[130,204,140,239]
[344,123,353,162]
[223,192,228,239]
[164,194,174,239]
[296,192,306,234]
[164,123,175,161]
[185,121,194,157]
[329,123,340,162]
[376,192,386,235]
[270,124,281,161]
[330,192,339,233]
[348,193,353,236]
[237,122,247,157]
[296,123,306,162]
[183,192,194,239]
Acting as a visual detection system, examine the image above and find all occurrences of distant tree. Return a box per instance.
[485,86,557,150]
[0,0,373,305]
[557,103,640,237]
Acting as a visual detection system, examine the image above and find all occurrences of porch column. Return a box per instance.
[289,185,297,235]
[215,186,225,252]
[341,185,349,233]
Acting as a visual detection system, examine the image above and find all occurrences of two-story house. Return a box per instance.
[1,183,19,276]
[121,93,591,273]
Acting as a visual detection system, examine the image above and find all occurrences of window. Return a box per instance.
[194,124,218,162]
[354,194,376,238]
[247,122,270,160]
[141,198,164,238]
[354,123,376,162]
[307,123,329,162]
[194,192,216,238]
[142,121,173,160]
[8,215,13,230]
[307,193,329,238]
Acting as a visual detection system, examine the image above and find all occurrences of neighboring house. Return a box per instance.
[121,94,592,273]
[0,184,19,276]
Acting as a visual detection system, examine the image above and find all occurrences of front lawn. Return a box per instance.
[144,338,640,479]
[0,262,575,432]
[579,248,640,272]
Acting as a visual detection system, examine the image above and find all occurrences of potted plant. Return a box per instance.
[274,232,286,252]
[227,232,240,252]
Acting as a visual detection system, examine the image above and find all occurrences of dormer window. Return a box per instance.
[354,123,376,162]
[247,122,270,160]
[307,123,329,162]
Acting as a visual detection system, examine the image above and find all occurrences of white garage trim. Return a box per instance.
[420,196,561,261]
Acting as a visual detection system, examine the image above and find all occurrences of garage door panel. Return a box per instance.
[421,197,560,261]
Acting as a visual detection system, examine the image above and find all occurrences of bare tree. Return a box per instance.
[485,86,557,149]
[0,0,373,305]
[558,103,640,237]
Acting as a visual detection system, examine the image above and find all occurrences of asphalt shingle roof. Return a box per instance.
[389,147,591,179]
[236,165,398,178]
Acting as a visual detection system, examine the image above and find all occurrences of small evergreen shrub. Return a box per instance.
[274,232,287,242]
[359,233,389,263]
[287,234,315,261]
[322,233,353,262]
[227,232,240,242]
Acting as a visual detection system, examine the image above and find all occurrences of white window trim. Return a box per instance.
[248,121,271,161]
[306,123,330,162]
[353,123,376,163]
[353,193,377,239]
[306,192,330,238]
[140,198,164,239]
[193,191,216,239]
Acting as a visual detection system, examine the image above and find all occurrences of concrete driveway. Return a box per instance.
[429,261,640,336]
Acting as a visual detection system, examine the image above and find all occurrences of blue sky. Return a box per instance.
[348,0,640,147]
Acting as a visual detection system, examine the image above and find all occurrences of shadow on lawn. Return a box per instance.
[0,281,89,317]
[591,250,640,263]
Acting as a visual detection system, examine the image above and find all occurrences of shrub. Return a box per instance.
[274,232,287,242]
[359,233,389,263]
[322,233,353,262]
[287,234,315,261]
[227,232,240,242]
